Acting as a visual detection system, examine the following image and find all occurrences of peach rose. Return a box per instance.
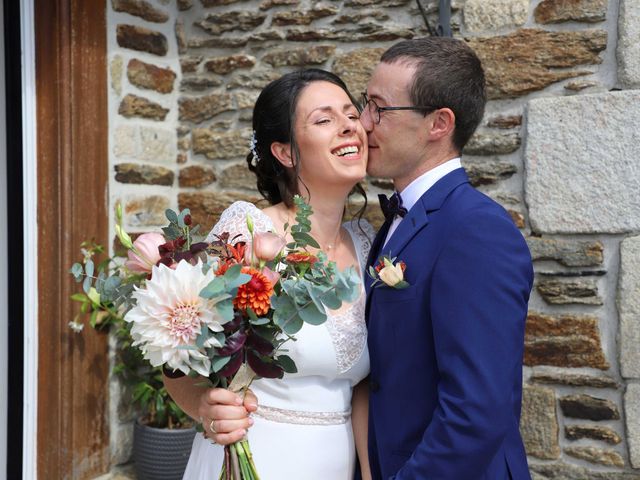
[125,232,165,273]
[246,232,286,265]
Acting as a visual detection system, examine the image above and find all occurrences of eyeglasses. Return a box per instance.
[361,92,439,125]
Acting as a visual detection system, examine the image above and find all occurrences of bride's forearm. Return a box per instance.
[163,373,209,421]
[352,379,372,480]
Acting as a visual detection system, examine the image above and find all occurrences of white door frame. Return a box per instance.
[0,0,7,475]
[21,0,38,477]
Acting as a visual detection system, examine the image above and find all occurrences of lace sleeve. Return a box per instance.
[205,201,275,243]
[344,218,377,273]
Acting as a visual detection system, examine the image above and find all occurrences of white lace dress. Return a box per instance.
[182,201,374,480]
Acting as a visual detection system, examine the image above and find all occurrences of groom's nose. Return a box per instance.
[360,106,374,132]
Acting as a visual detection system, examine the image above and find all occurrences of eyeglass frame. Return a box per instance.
[361,92,440,125]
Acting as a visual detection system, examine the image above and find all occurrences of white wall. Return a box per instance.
[21,0,37,476]
[0,0,8,475]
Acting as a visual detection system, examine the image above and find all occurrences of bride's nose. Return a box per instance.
[340,116,357,135]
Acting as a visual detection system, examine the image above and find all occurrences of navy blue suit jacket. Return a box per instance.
[365,169,533,480]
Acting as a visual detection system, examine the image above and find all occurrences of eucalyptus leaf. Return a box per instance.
[215,299,235,322]
[320,289,341,310]
[200,277,226,298]
[212,355,231,373]
[224,264,243,281]
[70,263,83,280]
[249,317,270,326]
[211,332,226,346]
[227,273,251,290]
[85,260,94,278]
[298,302,326,325]
[292,232,320,249]
[306,285,328,314]
[102,275,122,299]
[178,208,190,228]
[272,296,303,335]
[165,209,179,224]
[195,327,210,349]
[82,276,92,294]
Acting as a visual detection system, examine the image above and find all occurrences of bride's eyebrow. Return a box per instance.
[306,104,357,118]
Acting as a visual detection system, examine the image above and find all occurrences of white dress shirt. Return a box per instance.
[383,157,462,247]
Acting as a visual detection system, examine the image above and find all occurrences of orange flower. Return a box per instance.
[228,242,247,264]
[234,267,274,316]
[216,260,231,276]
[285,252,318,265]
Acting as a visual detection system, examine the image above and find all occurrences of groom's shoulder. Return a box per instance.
[445,183,515,226]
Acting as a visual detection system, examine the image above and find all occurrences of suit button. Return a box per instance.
[370,380,380,392]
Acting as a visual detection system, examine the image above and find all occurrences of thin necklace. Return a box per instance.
[283,208,342,255]
[320,227,343,255]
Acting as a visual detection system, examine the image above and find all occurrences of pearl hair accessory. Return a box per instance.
[250,130,260,166]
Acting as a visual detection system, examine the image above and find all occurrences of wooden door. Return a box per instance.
[35,0,110,477]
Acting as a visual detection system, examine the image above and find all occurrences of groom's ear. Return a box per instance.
[426,107,456,143]
[270,142,294,168]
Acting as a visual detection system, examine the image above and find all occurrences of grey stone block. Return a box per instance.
[619,235,640,379]
[625,383,640,468]
[618,0,640,88]
[525,91,640,233]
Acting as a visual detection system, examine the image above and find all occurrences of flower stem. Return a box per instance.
[227,445,232,480]
[230,442,241,480]
[241,440,260,480]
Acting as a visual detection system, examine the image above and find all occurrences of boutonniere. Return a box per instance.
[368,255,409,289]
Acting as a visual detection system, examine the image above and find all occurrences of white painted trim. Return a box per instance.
[21,0,38,478]
[0,0,7,475]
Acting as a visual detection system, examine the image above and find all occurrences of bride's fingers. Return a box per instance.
[212,428,248,446]
[210,404,251,420]
[204,388,243,406]
[211,417,254,435]
[243,390,258,412]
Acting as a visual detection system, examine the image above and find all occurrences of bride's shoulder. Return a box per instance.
[343,217,377,245]
[207,201,273,242]
[218,200,261,218]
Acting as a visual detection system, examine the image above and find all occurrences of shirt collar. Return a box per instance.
[398,157,462,212]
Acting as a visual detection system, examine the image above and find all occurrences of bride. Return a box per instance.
[163,69,374,480]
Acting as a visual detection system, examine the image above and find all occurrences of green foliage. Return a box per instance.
[69,240,190,429]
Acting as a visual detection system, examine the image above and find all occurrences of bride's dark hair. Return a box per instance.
[247,68,367,213]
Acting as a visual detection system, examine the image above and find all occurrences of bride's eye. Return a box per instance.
[315,118,331,125]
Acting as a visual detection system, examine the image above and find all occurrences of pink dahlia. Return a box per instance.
[124,261,226,376]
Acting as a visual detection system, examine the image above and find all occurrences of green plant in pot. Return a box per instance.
[70,238,196,480]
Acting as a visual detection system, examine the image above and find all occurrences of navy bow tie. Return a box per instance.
[378,192,408,223]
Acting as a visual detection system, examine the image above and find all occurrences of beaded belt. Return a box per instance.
[254,405,351,426]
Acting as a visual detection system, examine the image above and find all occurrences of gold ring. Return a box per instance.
[209,419,217,434]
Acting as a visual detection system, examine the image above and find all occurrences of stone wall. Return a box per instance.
[105,0,640,478]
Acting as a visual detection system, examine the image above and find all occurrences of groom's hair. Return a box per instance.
[381,37,486,152]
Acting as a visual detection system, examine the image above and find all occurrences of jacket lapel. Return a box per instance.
[380,168,470,259]
[365,169,470,323]
[365,219,391,321]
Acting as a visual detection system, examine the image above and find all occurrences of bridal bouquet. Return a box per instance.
[70,196,360,480]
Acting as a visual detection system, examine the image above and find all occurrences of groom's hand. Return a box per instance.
[198,388,258,445]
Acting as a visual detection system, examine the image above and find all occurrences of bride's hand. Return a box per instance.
[198,388,258,445]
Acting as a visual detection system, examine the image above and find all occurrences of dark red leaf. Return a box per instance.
[223,311,244,334]
[247,350,283,379]
[190,242,208,254]
[217,352,243,378]
[246,332,274,356]
[216,331,247,356]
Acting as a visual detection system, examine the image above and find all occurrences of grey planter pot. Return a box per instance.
[133,420,196,480]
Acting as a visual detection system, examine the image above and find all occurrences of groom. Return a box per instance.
[362,37,533,479]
